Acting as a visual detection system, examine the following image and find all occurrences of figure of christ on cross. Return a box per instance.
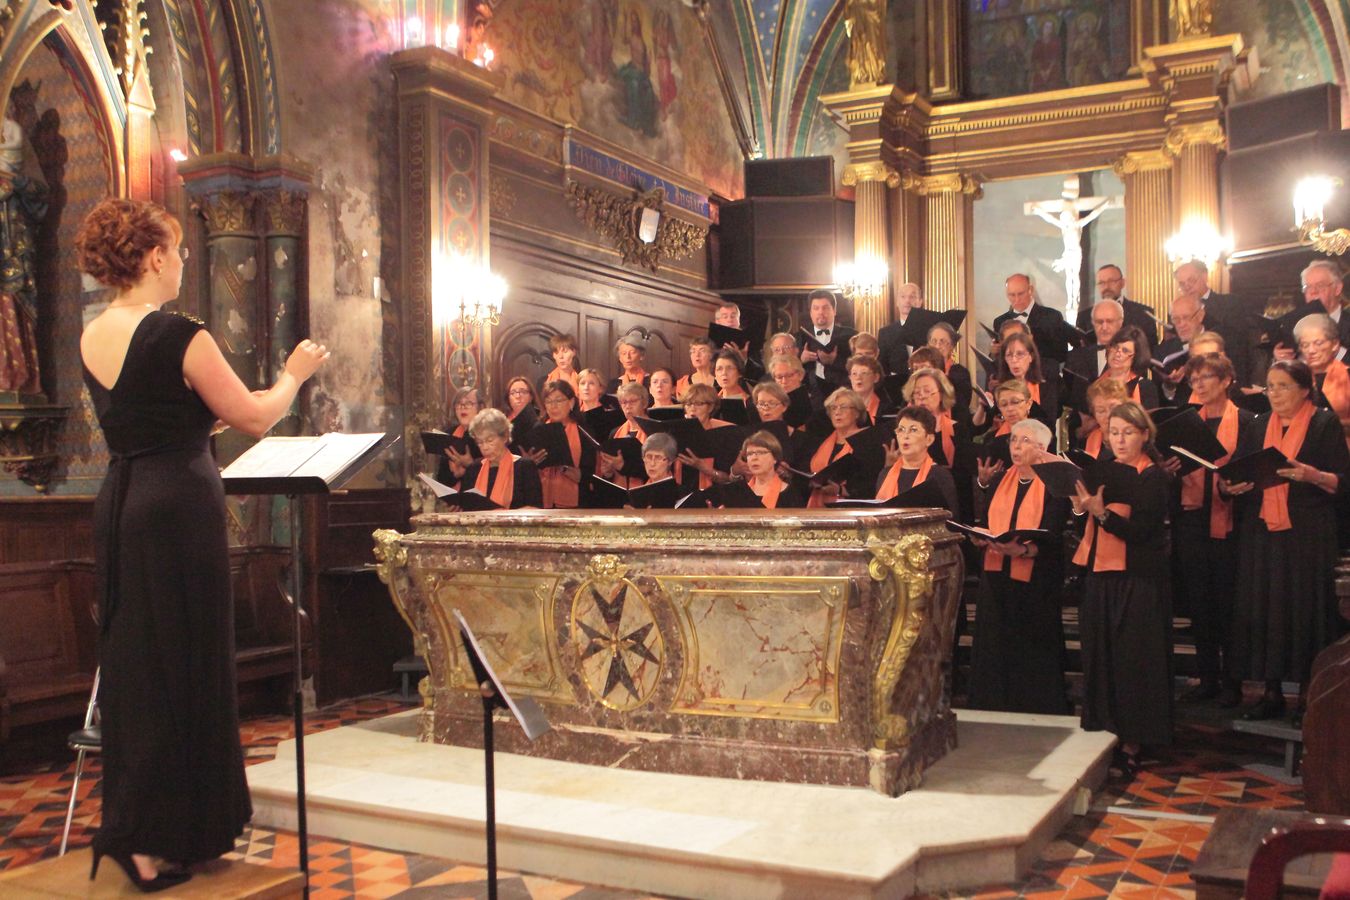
[1023,176,1122,325]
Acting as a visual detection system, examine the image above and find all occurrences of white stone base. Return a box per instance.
[248,709,1113,899]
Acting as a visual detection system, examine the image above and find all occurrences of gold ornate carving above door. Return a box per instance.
[564,181,707,273]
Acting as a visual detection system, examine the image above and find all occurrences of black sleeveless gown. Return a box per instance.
[83,310,251,862]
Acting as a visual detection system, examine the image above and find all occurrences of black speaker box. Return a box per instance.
[718,196,853,289]
[745,156,835,197]
[1227,83,1340,151]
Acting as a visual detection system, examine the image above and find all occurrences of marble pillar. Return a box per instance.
[1115,149,1174,318]
[374,508,966,797]
[260,189,308,436]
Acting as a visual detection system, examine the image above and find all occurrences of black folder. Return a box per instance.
[1148,347,1190,376]
[628,477,691,509]
[1031,460,1085,499]
[798,326,840,355]
[602,435,646,479]
[1234,391,1272,415]
[588,475,632,509]
[522,421,598,468]
[785,386,816,428]
[421,429,478,458]
[417,473,504,511]
[977,434,1012,468]
[1065,448,1098,469]
[716,397,750,426]
[973,346,998,377]
[828,477,948,509]
[946,520,1051,544]
[938,309,968,330]
[636,417,743,466]
[785,450,856,487]
[709,321,752,351]
[1179,445,1289,491]
[584,406,626,440]
[978,321,1000,341]
[1082,457,1144,504]
[646,405,687,421]
[1154,407,1228,474]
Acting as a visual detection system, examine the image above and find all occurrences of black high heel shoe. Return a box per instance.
[90,849,192,893]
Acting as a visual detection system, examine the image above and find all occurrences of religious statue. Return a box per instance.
[1024,177,1121,325]
[0,115,49,396]
[845,0,886,88]
[1170,0,1214,40]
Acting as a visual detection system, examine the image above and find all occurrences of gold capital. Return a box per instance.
[1113,149,1173,177]
[913,173,982,199]
[843,161,902,189]
[192,190,255,236]
[260,190,307,236]
[1164,121,1226,155]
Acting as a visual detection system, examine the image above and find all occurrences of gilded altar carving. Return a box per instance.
[192,190,255,236]
[569,555,663,712]
[564,180,707,273]
[867,533,934,748]
[373,528,422,654]
[1113,148,1174,176]
[1170,0,1214,40]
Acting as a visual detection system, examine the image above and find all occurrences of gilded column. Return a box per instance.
[843,162,899,335]
[260,189,308,436]
[916,174,980,314]
[1166,122,1224,233]
[1114,149,1174,320]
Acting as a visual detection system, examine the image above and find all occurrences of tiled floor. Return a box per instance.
[0,693,1309,899]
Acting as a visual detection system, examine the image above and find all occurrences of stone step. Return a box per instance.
[0,850,304,899]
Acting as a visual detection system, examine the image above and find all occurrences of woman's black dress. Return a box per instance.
[1077,463,1174,746]
[969,474,1071,714]
[83,311,251,862]
[1231,407,1350,684]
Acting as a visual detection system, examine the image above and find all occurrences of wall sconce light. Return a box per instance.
[1294,175,1350,256]
[433,253,507,329]
[1164,220,1232,267]
[833,256,889,306]
[403,15,425,49]
[167,148,187,162]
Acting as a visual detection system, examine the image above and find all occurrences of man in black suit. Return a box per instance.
[1174,259,1258,386]
[877,282,939,377]
[1075,264,1159,354]
[797,288,856,392]
[1153,293,1215,405]
[1063,298,1124,413]
[1276,259,1350,352]
[992,273,1081,371]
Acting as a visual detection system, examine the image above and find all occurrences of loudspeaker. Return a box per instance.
[1227,83,1340,151]
[718,196,853,289]
[745,157,835,197]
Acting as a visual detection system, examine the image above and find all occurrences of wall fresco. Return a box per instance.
[964,0,1131,100]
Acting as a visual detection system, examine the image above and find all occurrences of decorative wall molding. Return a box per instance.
[564,181,707,274]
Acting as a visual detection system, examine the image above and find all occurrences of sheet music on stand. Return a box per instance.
[220,431,389,493]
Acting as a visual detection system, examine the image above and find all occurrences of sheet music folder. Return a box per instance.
[221,432,394,495]
[453,609,551,741]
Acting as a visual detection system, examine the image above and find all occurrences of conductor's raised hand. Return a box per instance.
[285,339,330,381]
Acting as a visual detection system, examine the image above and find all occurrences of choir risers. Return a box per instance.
[373,507,965,796]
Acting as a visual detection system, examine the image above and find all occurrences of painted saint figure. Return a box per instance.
[0,115,49,395]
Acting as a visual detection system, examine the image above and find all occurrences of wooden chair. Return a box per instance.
[1246,817,1350,900]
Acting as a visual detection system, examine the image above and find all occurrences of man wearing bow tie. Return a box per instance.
[798,288,856,391]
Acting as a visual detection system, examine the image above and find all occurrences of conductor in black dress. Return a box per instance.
[76,198,330,891]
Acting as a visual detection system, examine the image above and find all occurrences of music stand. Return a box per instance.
[222,432,395,894]
[453,609,551,900]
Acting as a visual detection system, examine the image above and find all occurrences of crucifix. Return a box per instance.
[1023,176,1123,325]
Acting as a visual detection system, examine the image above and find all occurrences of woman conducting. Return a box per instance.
[76,198,329,889]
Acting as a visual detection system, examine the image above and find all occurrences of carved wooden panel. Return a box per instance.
[0,499,95,564]
[490,236,720,395]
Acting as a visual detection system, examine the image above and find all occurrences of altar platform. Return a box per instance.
[248,708,1114,899]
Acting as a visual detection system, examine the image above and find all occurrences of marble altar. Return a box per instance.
[373,508,964,796]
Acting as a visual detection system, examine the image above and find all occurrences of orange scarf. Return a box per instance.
[1084,429,1103,459]
[675,372,713,400]
[864,393,880,422]
[620,368,647,386]
[546,367,579,394]
[995,418,1011,437]
[1071,456,1151,572]
[876,455,932,502]
[806,432,854,508]
[984,471,1046,582]
[1028,382,1041,405]
[1259,400,1315,532]
[752,477,785,509]
[580,399,601,412]
[937,412,956,465]
[452,424,467,438]
[540,420,582,508]
[1321,359,1350,448]
[474,453,516,508]
[1180,401,1240,538]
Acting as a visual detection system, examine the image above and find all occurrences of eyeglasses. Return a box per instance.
[755,400,784,410]
[998,397,1029,410]
[508,387,532,396]
[1266,382,1302,392]
[744,449,773,459]
[1303,282,1336,292]
[542,396,570,406]
[825,404,857,414]
[454,400,481,409]
[1187,373,1218,386]
[1005,351,1032,361]
[685,400,714,408]
[1108,345,1135,356]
